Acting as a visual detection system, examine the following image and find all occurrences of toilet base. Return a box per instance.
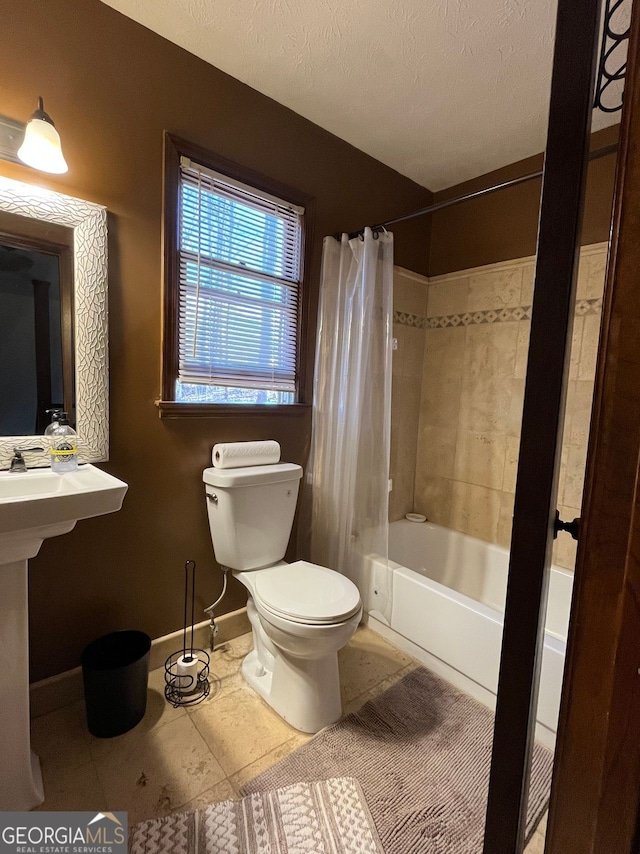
[241,646,342,733]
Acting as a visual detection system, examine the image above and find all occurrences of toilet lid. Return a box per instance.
[254,561,361,623]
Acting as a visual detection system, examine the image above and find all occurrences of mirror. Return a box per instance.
[0,213,74,435]
[0,177,108,465]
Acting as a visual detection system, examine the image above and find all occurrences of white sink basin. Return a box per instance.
[0,473,67,499]
[0,464,127,547]
[0,463,128,811]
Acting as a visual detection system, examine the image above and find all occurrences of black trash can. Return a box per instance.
[81,630,151,738]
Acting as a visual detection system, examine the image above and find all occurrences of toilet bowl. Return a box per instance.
[203,462,362,732]
[236,561,362,732]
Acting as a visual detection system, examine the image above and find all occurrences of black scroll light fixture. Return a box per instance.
[0,96,68,174]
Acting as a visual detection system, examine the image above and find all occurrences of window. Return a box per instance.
[161,135,310,413]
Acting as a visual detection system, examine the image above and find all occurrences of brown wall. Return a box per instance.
[0,0,433,681]
[429,124,619,276]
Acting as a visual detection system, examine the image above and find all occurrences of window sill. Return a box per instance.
[156,401,311,419]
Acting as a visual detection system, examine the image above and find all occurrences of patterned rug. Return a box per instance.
[129,777,383,854]
[241,667,554,854]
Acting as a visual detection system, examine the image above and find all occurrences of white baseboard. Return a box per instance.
[30,607,250,719]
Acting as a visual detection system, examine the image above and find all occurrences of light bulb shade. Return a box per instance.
[17,117,68,174]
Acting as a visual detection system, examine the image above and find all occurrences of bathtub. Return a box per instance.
[365,519,573,748]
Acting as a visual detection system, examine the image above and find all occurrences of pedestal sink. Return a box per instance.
[0,464,128,810]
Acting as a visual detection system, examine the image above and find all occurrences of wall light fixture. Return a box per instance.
[0,98,69,174]
[17,97,68,174]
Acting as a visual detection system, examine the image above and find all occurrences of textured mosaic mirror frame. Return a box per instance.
[0,176,108,465]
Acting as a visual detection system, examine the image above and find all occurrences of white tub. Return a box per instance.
[366,520,573,748]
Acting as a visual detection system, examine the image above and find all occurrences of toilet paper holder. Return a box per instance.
[164,560,211,708]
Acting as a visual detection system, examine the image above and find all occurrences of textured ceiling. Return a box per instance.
[99,0,619,191]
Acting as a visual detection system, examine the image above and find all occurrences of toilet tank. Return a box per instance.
[203,463,303,570]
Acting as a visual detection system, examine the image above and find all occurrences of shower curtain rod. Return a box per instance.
[344,142,619,240]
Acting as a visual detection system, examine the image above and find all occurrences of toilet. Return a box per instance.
[203,461,362,733]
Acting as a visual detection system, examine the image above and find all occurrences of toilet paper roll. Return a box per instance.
[212,440,281,469]
[176,654,199,695]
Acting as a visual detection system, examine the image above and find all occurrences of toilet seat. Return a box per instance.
[253,560,361,625]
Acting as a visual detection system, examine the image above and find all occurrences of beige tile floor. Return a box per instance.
[31,626,548,851]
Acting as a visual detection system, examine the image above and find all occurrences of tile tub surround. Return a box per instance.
[29,627,415,824]
[388,245,607,570]
[390,266,429,523]
[413,243,607,570]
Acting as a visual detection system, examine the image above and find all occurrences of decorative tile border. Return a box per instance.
[427,305,532,328]
[393,310,427,328]
[394,298,603,330]
[575,297,603,316]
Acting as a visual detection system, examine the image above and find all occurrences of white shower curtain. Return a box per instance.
[309,227,394,622]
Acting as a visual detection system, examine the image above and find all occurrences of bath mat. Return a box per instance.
[129,776,383,854]
[241,667,554,854]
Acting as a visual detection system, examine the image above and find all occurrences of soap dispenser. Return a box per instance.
[49,412,78,473]
[44,409,63,437]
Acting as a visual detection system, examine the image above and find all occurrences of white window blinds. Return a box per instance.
[177,157,304,399]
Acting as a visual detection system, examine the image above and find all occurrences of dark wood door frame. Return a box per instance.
[482,0,603,850]
[546,3,640,852]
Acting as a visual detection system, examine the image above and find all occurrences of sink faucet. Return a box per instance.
[9,447,45,473]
